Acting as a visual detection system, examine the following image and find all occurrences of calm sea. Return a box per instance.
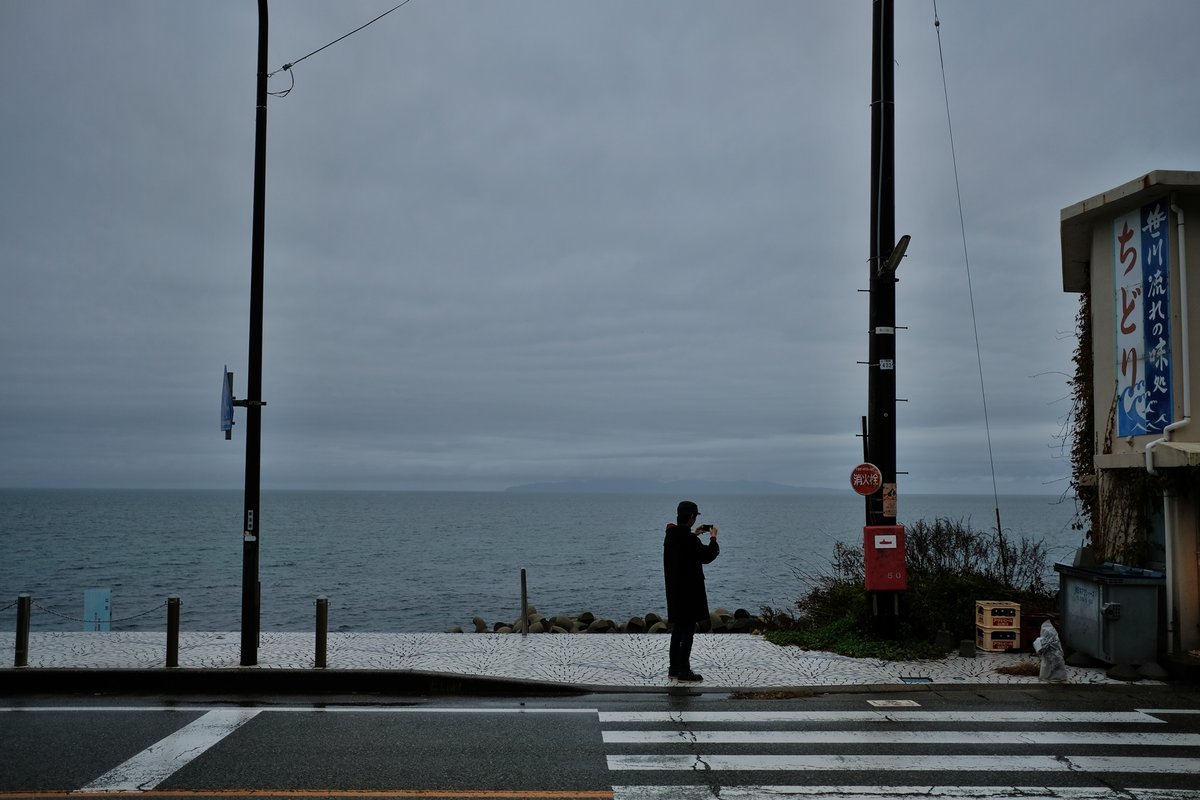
[0,490,1083,633]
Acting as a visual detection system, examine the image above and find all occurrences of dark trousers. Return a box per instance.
[669,622,695,674]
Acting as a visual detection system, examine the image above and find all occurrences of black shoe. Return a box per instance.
[668,668,680,678]
[677,671,703,682]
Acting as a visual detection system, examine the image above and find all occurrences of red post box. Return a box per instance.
[864,525,907,591]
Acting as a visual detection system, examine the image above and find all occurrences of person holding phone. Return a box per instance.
[663,500,720,681]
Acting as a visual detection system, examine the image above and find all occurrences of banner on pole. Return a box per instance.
[221,367,234,439]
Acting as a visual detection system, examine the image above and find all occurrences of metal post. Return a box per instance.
[241,0,270,667]
[315,596,328,668]
[861,415,871,525]
[520,569,528,636]
[867,0,897,528]
[166,595,180,668]
[14,594,31,668]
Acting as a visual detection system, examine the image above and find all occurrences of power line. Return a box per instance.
[932,1,1005,542]
[267,0,417,97]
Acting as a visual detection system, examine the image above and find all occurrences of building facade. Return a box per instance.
[1060,170,1200,657]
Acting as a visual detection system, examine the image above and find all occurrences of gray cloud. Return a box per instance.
[2,1,1196,494]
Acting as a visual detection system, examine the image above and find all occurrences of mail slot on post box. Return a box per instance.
[864,525,907,591]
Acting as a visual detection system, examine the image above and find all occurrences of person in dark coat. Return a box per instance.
[663,499,719,681]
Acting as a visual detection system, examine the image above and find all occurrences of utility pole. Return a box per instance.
[240,0,270,666]
[867,0,897,528]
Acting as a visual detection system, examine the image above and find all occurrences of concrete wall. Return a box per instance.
[1167,491,1199,652]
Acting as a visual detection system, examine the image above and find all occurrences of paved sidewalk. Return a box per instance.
[2,632,1147,691]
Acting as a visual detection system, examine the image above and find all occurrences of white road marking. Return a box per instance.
[76,709,260,792]
[0,706,1188,721]
[603,729,1200,746]
[267,707,602,713]
[599,710,1164,724]
[606,754,1200,773]
[1,706,598,714]
[611,787,1200,800]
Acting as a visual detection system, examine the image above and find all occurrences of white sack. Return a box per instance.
[1033,619,1068,683]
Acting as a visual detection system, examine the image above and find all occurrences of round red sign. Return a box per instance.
[850,463,883,496]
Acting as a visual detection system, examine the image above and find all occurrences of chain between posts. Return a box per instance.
[29,600,169,625]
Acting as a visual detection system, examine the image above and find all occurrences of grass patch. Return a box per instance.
[763,618,942,661]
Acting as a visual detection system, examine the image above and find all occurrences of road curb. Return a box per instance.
[0,668,590,697]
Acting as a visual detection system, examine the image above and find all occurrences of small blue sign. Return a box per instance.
[83,588,111,632]
[221,367,234,437]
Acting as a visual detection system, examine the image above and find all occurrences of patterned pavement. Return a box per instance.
[2,631,1149,689]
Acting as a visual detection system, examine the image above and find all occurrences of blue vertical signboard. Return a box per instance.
[221,367,234,440]
[83,588,111,631]
[1113,200,1173,436]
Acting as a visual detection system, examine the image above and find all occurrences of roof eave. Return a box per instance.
[1060,170,1200,293]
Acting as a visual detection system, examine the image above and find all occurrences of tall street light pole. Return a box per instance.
[867,0,898,528]
[240,0,269,666]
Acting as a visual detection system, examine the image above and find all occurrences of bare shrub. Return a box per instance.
[766,517,1056,645]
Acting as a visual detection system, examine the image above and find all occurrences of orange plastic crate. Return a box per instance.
[976,625,1020,651]
[976,600,1020,628]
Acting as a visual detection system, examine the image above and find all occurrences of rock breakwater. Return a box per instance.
[447,605,762,634]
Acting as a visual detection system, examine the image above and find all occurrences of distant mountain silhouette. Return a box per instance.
[503,478,836,495]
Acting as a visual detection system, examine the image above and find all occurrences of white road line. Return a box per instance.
[0,706,1186,721]
[0,707,198,713]
[603,729,1200,746]
[599,710,1164,724]
[1,706,598,714]
[606,754,1200,773]
[611,787,1200,800]
[76,709,260,792]
[267,707,602,713]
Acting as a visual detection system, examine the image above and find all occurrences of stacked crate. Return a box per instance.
[976,600,1021,651]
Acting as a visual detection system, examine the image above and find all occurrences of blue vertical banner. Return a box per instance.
[221,367,234,438]
[83,588,111,632]
[1113,200,1173,436]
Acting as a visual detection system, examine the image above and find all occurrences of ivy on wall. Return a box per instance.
[1068,290,1096,538]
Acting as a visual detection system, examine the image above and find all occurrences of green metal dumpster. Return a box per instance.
[1054,561,1164,665]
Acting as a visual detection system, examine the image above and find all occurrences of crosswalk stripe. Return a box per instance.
[602,729,1200,746]
[599,710,1164,724]
[611,787,1200,800]
[606,754,1200,773]
[77,709,260,792]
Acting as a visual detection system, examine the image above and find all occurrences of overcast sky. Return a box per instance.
[2,1,1196,495]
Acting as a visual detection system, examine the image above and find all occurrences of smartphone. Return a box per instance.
[698,524,714,532]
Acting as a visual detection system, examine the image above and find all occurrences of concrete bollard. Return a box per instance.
[166,595,181,668]
[315,596,328,668]
[520,569,528,637]
[14,593,31,668]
